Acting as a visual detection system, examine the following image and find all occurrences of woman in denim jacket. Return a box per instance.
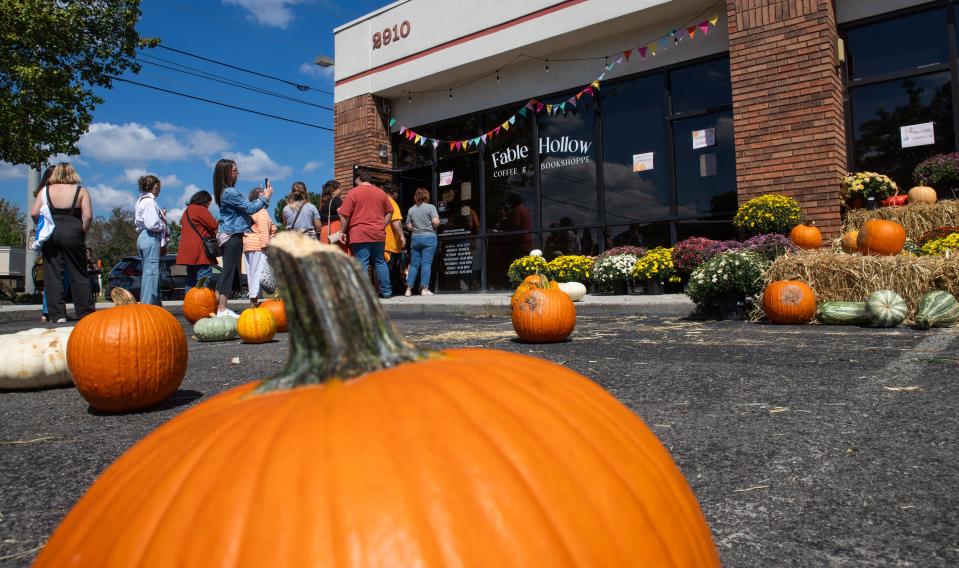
[212,159,272,318]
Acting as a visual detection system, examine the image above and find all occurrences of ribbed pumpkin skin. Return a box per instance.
[237,307,277,344]
[856,220,906,256]
[183,287,217,324]
[789,224,822,250]
[866,290,908,328]
[510,274,556,310]
[259,299,288,332]
[908,185,937,204]
[35,349,719,568]
[762,281,817,324]
[193,316,237,342]
[512,287,576,342]
[67,305,188,412]
[817,301,871,325]
[840,231,859,253]
[914,290,959,329]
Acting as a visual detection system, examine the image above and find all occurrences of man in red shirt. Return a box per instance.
[338,167,395,298]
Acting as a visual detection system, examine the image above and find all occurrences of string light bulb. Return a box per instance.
[496,69,500,83]
[545,59,550,72]
[449,88,453,100]
[408,91,412,103]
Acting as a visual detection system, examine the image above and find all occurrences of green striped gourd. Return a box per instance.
[866,290,908,328]
[816,301,871,325]
[193,315,238,342]
[914,291,959,329]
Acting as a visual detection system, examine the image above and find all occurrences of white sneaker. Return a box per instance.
[421,289,433,296]
[217,309,240,319]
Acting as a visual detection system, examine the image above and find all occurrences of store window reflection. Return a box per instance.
[544,227,599,259]
[846,7,948,81]
[434,115,482,238]
[673,111,736,218]
[486,233,538,290]
[484,105,537,233]
[670,57,732,115]
[605,222,670,250]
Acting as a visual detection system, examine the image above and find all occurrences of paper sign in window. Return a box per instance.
[632,152,654,172]
[900,122,935,148]
[439,171,454,186]
[692,128,716,149]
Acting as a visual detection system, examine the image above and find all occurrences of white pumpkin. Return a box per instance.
[0,327,74,390]
[557,281,588,302]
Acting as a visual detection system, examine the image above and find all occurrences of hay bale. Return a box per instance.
[764,250,959,319]
[842,201,959,241]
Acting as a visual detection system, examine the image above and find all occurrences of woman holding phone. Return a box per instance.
[212,159,272,318]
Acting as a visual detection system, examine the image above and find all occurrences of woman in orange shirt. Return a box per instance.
[242,187,277,306]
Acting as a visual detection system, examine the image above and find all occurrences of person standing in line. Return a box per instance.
[404,187,440,296]
[380,182,406,295]
[176,190,218,293]
[244,187,277,306]
[33,165,54,322]
[318,179,347,252]
[213,159,272,318]
[29,163,94,323]
[134,175,168,306]
[337,167,394,299]
[282,181,322,238]
[85,247,101,302]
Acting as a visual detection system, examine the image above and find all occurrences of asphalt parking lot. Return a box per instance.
[1,313,957,566]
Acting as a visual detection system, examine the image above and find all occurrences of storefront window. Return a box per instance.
[676,219,737,241]
[543,227,600,259]
[847,7,948,81]
[537,91,600,228]
[850,72,954,189]
[604,222,670,250]
[602,73,670,225]
[670,57,732,115]
[436,237,483,292]
[673,111,736,218]
[435,115,482,238]
[486,233,539,290]
[484,106,537,233]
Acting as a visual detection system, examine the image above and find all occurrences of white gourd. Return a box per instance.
[557,281,587,302]
[0,327,74,390]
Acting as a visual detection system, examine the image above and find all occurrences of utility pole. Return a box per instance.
[25,167,38,294]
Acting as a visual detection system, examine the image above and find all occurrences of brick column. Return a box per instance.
[727,0,846,238]
[333,94,392,189]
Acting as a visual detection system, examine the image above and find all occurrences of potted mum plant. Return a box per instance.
[631,247,680,295]
[914,153,959,199]
[507,254,550,286]
[591,254,640,294]
[684,250,766,320]
[546,255,592,285]
[732,194,802,237]
[840,172,898,209]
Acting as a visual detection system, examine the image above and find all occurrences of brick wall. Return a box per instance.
[333,94,392,189]
[727,0,846,238]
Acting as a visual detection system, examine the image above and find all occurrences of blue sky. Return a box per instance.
[0,0,380,222]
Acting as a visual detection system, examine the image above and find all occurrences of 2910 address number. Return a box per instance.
[373,20,411,49]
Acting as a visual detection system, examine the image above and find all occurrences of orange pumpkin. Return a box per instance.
[36,233,720,567]
[840,230,859,253]
[237,306,277,344]
[512,283,576,343]
[259,298,287,332]
[183,284,217,324]
[907,185,937,204]
[67,304,188,412]
[789,223,822,250]
[762,280,817,324]
[856,219,907,256]
[510,273,558,310]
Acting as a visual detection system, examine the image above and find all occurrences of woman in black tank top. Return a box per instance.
[30,163,94,323]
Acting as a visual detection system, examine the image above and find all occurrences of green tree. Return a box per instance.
[274,192,323,229]
[0,0,157,166]
[0,198,25,246]
[166,221,181,255]
[86,208,137,275]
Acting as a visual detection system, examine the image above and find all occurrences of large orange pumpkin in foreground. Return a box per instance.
[259,298,287,332]
[789,223,822,250]
[511,273,576,343]
[67,303,188,412]
[856,219,906,256]
[762,280,817,324]
[183,280,217,324]
[37,233,719,567]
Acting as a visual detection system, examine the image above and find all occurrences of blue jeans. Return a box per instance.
[137,230,162,305]
[184,265,214,293]
[351,241,391,298]
[407,233,437,292]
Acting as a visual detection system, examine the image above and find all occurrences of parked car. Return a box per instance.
[107,256,248,301]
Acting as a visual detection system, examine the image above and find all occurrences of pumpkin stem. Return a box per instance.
[254,232,434,393]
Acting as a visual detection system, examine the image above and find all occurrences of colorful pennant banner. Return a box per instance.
[392,14,719,152]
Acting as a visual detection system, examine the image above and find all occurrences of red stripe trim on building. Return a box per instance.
[335,0,589,87]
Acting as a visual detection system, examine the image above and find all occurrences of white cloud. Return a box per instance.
[298,62,334,79]
[165,207,184,224]
[78,122,230,164]
[172,183,205,208]
[0,162,27,181]
[222,148,293,181]
[121,168,183,188]
[224,0,298,28]
[303,160,323,172]
[87,184,137,211]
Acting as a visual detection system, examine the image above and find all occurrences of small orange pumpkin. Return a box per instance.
[183,284,217,324]
[510,273,558,310]
[840,231,859,253]
[908,185,937,204]
[762,280,817,324]
[856,219,907,256]
[512,277,576,343]
[237,306,277,344]
[789,224,822,250]
[259,298,287,332]
[67,304,188,412]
